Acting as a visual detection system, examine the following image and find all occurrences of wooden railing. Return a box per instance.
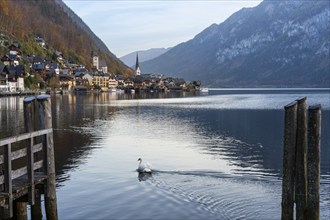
[0,95,58,220]
[0,128,52,218]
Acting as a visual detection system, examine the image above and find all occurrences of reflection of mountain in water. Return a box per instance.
[48,93,330,182]
[1,92,329,185]
[173,108,330,176]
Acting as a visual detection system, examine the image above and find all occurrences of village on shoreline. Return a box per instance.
[0,36,204,97]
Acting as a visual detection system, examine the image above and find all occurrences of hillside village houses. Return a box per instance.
[1,37,201,93]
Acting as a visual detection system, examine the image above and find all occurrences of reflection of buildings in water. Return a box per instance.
[0,97,24,137]
[50,93,123,185]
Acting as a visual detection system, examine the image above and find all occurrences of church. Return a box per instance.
[135,53,141,76]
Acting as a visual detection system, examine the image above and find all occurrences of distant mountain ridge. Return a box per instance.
[120,48,170,68]
[141,0,330,87]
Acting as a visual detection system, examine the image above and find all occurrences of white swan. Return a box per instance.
[137,158,152,173]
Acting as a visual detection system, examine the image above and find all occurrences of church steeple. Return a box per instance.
[135,52,141,76]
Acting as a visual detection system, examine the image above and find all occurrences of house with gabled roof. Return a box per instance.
[124,78,134,87]
[0,65,9,92]
[115,75,125,88]
[59,74,75,91]
[60,68,71,75]
[74,71,86,78]
[7,65,25,78]
[99,59,108,73]
[82,72,94,85]
[45,62,60,75]
[54,51,63,63]
[31,62,46,80]
[108,77,118,88]
[0,65,25,92]
[50,63,60,75]
[73,71,93,88]
[32,56,45,65]
[35,37,45,47]
[8,43,21,56]
[1,54,20,66]
[93,74,109,90]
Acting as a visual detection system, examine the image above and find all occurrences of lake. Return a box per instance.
[0,88,329,219]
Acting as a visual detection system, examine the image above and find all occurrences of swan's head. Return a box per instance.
[137,158,142,162]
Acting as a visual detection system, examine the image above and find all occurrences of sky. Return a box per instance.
[63,0,262,57]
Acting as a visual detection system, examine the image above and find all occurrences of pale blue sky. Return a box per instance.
[63,0,262,57]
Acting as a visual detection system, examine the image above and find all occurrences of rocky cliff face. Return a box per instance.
[141,0,330,87]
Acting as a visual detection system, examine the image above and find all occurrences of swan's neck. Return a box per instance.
[139,160,142,164]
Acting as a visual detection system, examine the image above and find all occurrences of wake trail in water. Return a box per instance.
[138,169,282,219]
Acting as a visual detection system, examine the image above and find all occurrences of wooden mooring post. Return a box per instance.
[295,97,307,220]
[281,98,322,220]
[0,95,58,219]
[37,95,58,220]
[281,101,297,220]
[307,105,321,220]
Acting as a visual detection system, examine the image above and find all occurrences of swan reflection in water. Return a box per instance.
[137,158,153,181]
[138,172,153,182]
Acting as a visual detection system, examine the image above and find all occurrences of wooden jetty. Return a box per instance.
[0,91,42,97]
[0,95,58,219]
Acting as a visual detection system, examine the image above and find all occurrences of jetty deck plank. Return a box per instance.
[12,173,47,200]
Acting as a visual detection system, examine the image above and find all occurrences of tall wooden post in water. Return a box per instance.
[13,96,38,220]
[281,101,297,220]
[307,105,321,220]
[281,99,321,220]
[37,95,58,220]
[24,96,43,219]
[295,97,307,220]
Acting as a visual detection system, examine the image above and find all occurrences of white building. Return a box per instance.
[0,74,8,92]
[108,78,118,88]
[99,60,108,73]
[0,65,25,92]
[93,54,99,70]
[0,77,24,92]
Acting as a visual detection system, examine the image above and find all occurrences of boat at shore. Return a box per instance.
[200,88,209,93]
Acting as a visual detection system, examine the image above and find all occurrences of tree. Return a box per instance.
[48,76,60,90]
[123,68,134,77]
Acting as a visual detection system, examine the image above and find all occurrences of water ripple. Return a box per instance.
[142,170,281,219]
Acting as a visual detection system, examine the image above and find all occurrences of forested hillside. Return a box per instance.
[0,0,126,73]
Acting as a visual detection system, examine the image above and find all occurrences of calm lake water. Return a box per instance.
[0,88,329,219]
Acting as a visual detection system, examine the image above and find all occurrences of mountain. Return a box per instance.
[0,0,127,73]
[54,0,119,61]
[120,48,171,67]
[141,0,330,87]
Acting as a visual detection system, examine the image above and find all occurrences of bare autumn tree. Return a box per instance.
[123,68,134,77]
[48,76,60,90]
